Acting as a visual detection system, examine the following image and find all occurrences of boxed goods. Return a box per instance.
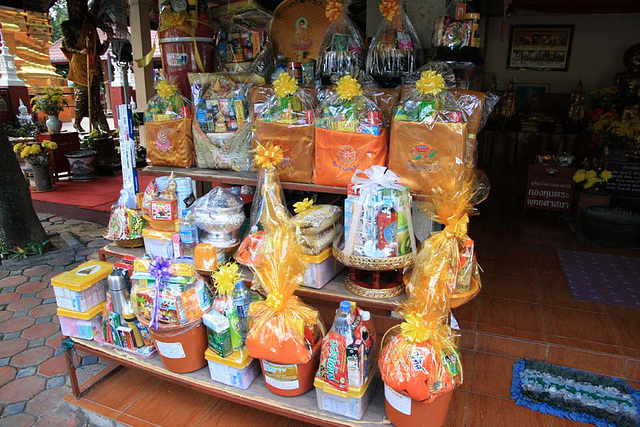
[144,79,194,168]
[315,301,377,419]
[316,0,366,85]
[302,248,343,289]
[142,228,182,259]
[188,73,262,171]
[292,201,342,256]
[253,72,315,183]
[314,76,388,187]
[366,0,423,88]
[52,260,112,312]
[57,302,105,340]
[205,348,260,389]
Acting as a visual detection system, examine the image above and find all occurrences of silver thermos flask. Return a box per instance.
[108,268,131,321]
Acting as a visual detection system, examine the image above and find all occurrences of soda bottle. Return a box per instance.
[232,280,252,340]
[179,209,199,257]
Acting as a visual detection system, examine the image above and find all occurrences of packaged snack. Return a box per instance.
[314,76,388,187]
[339,166,417,259]
[245,147,322,365]
[389,67,468,194]
[253,72,315,183]
[145,78,195,168]
[235,143,290,267]
[378,166,489,404]
[188,72,264,171]
[291,199,342,256]
[365,0,422,88]
[317,0,366,85]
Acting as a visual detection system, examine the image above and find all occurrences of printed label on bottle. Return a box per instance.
[180,228,196,244]
[167,52,189,67]
[261,360,299,390]
[385,384,412,415]
[154,340,186,359]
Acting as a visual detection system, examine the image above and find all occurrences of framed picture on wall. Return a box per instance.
[507,25,574,71]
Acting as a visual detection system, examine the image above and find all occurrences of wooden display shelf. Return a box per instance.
[141,166,348,195]
[66,337,389,427]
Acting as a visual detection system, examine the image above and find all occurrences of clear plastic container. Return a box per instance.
[301,248,343,289]
[142,228,182,259]
[57,302,105,340]
[51,261,111,312]
[314,368,377,420]
[204,347,259,389]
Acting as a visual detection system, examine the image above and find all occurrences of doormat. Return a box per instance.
[557,249,640,309]
[511,359,640,427]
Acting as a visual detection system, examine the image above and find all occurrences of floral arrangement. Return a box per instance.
[573,169,613,193]
[13,140,58,167]
[31,88,68,116]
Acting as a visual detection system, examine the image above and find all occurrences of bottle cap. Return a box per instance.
[235,281,244,288]
[340,301,351,312]
[182,209,190,217]
[361,310,370,321]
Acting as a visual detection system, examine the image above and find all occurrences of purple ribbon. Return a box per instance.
[149,256,171,330]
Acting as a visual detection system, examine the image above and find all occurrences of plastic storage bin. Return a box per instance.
[57,302,105,340]
[142,228,182,258]
[52,260,112,312]
[205,348,259,389]
[301,248,343,289]
[314,369,377,420]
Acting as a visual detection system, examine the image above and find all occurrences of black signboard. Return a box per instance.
[605,160,640,198]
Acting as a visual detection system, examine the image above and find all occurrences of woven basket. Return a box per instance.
[115,237,144,248]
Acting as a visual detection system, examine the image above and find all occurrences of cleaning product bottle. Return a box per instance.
[179,209,199,257]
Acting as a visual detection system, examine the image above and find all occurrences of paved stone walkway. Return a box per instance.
[0,214,112,426]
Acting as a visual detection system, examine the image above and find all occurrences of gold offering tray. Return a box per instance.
[332,243,414,272]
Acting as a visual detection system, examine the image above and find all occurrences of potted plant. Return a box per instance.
[573,167,613,219]
[83,130,118,174]
[31,88,69,134]
[13,140,58,192]
[65,149,97,181]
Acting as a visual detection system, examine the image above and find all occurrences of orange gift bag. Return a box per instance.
[145,78,195,168]
[314,76,388,187]
[252,73,316,183]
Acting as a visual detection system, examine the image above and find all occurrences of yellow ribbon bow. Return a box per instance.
[157,80,178,99]
[416,71,446,97]
[400,313,431,343]
[442,213,469,239]
[325,0,343,22]
[379,0,399,21]
[254,142,284,170]
[273,72,299,99]
[212,262,243,297]
[336,75,363,101]
[265,292,285,312]
[293,198,314,214]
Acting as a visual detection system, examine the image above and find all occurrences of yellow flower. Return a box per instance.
[41,140,57,150]
[379,0,399,21]
[254,142,284,169]
[325,0,342,22]
[335,75,362,101]
[20,147,30,158]
[293,198,314,214]
[585,170,597,180]
[212,262,243,297]
[416,70,446,97]
[273,72,298,99]
[13,143,25,154]
[583,178,597,189]
[157,80,178,99]
[600,170,613,181]
[400,313,430,343]
[573,169,586,183]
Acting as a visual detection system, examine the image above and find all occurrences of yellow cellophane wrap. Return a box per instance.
[389,120,467,194]
[253,121,315,183]
[244,147,321,364]
[145,118,195,168]
[378,168,489,402]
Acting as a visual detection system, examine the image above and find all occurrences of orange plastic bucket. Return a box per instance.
[142,318,208,373]
[384,384,453,427]
[259,339,322,397]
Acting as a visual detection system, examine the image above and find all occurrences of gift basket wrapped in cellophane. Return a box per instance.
[145,78,195,168]
[213,2,273,74]
[365,0,422,89]
[403,62,499,168]
[316,0,366,85]
[379,167,489,426]
[188,72,265,171]
[253,72,315,183]
[389,65,470,194]
[104,189,146,248]
[314,76,388,187]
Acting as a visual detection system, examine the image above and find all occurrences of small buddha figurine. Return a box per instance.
[501,80,516,118]
[616,43,640,103]
[16,99,33,127]
[568,80,586,122]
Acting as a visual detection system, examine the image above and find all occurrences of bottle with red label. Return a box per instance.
[376,189,398,256]
[318,301,354,391]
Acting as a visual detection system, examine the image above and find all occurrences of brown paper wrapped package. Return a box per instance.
[145,118,195,168]
[389,120,467,194]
